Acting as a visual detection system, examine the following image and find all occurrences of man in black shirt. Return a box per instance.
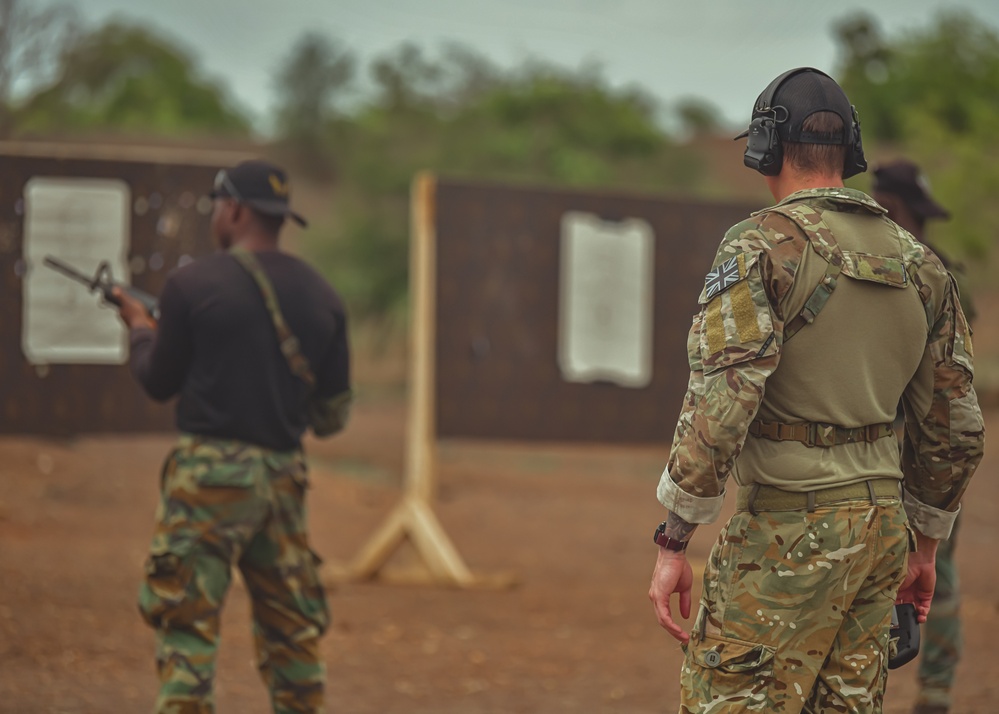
[115,160,351,714]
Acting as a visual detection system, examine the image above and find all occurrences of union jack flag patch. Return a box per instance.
[704,256,742,300]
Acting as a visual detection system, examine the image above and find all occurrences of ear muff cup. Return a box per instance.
[741,67,867,179]
[743,116,783,176]
[841,106,868,179]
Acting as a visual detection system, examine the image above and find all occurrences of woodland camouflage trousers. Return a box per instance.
[679,492,910,714]
[138,434,329,714]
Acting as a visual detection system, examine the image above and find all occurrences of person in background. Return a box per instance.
[115,159,352,714]
[874,158,973,714]
[647,67,984,713]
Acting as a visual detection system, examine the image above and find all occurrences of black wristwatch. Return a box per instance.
[653,521,690,552]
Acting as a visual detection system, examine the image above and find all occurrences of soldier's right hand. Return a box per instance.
[896,530,938,623]
[649,548,694,643]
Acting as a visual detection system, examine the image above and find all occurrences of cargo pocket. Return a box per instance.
[683,632,775,709]
[296,549,331,636]
[139,543,195,628]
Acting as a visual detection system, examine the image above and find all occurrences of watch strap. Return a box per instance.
[653,521,690,552]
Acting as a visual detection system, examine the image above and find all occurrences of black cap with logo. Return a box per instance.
[872,159,950,221]
[210,159,308,227]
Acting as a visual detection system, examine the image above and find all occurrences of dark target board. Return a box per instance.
[432,178,762,445]
[0,143,251,436]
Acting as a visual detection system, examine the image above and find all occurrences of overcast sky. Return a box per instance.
[44,0,999,132]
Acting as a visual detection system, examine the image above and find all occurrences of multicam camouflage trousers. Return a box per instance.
[914,516,962,712]
[138,434,330,714]
[679,494,909,714]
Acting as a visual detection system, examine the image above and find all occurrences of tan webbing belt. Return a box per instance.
[748,419,894,448]
[737,478,900,515]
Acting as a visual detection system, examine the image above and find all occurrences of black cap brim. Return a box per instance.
[911,198,951,221]
[733,129,749,140]
[246,198,308,227]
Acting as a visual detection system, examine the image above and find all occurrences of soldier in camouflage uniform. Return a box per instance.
[647,68,984,714]
[115,160,352,714]
[873,159,972,714]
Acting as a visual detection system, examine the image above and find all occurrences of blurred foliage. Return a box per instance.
[13,22,249,137]
[8,9,999,322]
[271,32,355,179]
[0,0,80,136]
[835,10,999,263]
[675,97,724,138]
[280,41,707,319]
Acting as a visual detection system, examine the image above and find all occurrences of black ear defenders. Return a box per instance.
[742,68,803,176]
[740,67,867,178]
[842,105,868,179]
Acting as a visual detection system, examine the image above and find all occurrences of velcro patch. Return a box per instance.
[704,255,744,300]
[699,251,776,373]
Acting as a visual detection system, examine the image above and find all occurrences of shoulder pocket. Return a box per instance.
[698,251,777,374]
[840,251,908,288]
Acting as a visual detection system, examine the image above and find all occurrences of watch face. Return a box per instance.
[653,523,667,545]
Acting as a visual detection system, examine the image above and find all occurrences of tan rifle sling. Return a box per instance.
[229,246,317,389]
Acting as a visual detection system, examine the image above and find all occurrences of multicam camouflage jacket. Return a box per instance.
[657,187,984,539]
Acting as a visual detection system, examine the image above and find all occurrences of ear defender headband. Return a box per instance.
[738,67,867,178]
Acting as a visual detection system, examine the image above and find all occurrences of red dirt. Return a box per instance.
[1,390,997,713]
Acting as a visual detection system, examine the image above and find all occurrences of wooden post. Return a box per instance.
[325,173,513,588]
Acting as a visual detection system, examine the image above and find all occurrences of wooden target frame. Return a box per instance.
[329,173,760,588]
[327,174,509,587]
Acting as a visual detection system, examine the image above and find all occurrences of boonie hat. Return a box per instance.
[210,159,308,227]
[872,159,950,221]
[735,70,855,146]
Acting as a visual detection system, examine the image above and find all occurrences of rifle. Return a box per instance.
[42,255,160,320]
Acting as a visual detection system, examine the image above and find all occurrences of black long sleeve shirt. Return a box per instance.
[130,250,350,451]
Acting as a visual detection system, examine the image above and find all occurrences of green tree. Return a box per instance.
[294,45,703,319]
[0,0,79,136]
[272,32,355,177]
[675,97,723,138]
[835,10,999,261]
[13,21,249,137]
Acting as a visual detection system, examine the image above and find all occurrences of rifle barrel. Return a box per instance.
[42,256,94,287]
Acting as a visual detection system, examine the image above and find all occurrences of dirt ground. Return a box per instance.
[5,286,999,714]
[0,385,997,714]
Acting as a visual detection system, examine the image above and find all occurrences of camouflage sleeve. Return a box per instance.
[952,266,976,323]
[657,220,789,524]
[901,273,984,540]
[308,390,353,437]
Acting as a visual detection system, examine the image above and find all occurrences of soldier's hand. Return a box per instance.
[896,530,939,623]
[112,286,157,331]
[649,548,694,643]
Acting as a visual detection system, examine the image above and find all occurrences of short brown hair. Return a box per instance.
[783,111,846,176]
